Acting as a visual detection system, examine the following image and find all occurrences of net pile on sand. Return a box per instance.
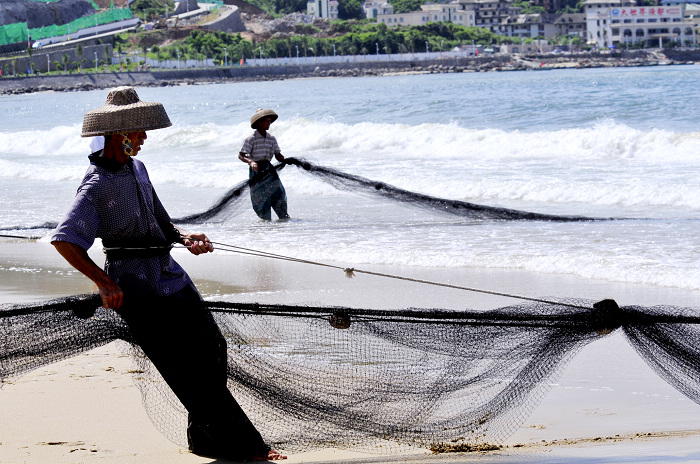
[2,295,699,452]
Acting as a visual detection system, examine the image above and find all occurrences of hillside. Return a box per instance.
[0,0,97,27]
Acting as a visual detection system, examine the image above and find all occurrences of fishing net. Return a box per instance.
[3,295,700,453]
[176,157,603,224]
[0,157,610,239]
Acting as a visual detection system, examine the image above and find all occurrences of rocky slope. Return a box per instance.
[0,0,97,27]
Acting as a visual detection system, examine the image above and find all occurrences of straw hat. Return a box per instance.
[250,108,278,129]
[81,86,172,137]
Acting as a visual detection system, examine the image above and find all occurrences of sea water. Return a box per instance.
[1,66,699,296]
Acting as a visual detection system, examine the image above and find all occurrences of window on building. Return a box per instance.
[612,27,619,34]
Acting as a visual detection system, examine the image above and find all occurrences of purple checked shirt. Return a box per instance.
[52,154,191,296]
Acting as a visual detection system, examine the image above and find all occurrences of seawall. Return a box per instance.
[1,50,698,95]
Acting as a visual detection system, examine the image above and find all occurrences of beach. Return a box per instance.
[2,238,700,464]
[2,67,699,462]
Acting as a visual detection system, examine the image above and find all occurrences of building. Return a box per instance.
[530,0,565,13]
[307,0,338,19]
[460,0,522,33]
[553,12,587,37]
[683,3,700,29]
[363,0,394,19]
[378,3,475,26]
[498,13,560,38]
[585,0,696,47]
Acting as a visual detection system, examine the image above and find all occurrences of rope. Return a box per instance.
[0,232,592,310]
[207,241,593,310]
[0,233,43,240]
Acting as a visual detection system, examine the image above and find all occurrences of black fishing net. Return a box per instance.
[0,157,614,238]
[175,157,603,224]
[3,295,700,453]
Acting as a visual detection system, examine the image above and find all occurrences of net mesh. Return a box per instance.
[3,295,700,453]
[0,158,611,238]
[175,157,606,224]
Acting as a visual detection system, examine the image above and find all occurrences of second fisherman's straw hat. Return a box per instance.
[250,108,278,129]
[81,86,172,137]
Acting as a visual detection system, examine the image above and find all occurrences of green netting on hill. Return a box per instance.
[0,22,28,45]
[0,8,132,46]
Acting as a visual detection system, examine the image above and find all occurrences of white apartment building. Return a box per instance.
[363,0,394,18]
[585,0,696,47]
[497,13,558,38]
[307,0,339,19]
[460,0,522,32]
[553,12,587,37]
[378,2,476,26]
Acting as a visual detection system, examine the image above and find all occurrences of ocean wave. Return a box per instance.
[2,119,698,211]
[4,119,698,162]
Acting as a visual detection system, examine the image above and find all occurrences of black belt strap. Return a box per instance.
[103,244,173,260]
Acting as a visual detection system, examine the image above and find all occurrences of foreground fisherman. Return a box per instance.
[238,108,290,221]
[51,86,286,462]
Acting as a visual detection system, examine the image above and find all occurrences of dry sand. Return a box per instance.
[2,238,700,463]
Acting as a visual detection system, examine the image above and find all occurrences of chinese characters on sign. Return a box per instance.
[611,7,681,18]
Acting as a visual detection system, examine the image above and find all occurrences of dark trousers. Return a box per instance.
[117,283,270,460]
[249,162,289,221]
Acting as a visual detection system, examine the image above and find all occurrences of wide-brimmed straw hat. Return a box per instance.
[250,108,278,129]
[81,86,172,137]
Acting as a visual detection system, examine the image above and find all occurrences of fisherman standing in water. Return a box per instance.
[51,87,285,462]
[239,108,291,221]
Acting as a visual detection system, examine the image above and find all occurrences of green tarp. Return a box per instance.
[0,8,132,46]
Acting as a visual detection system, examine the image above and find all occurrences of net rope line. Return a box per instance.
[0,156,687,237]
[201,300,700,327]
[204,240,595,310]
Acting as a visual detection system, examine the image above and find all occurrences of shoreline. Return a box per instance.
[1,49,698,96]
[2,239,700,462]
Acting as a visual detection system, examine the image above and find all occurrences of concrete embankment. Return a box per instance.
[1,50,698,95]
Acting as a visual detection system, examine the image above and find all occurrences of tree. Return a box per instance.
[337,0,363,20]
[152,44,161,67]
[390,0,424,14]
[274,0,307,15]
[26,45,33,73]
[131,0,176,19]
[76,44,83,72]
